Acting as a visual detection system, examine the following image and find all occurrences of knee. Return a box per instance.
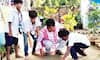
[46,42,53,48]
[44,41,53,48]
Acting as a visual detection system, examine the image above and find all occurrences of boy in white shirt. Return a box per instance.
[28,10,41,55]
[23,10,41,58]
[58,29,90,60]
[5,0,23,60]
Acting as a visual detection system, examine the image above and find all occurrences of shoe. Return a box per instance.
[56,50,63,55]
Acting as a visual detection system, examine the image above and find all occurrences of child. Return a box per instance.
[5,0,23,60]
[37,19,64,56]
[21,11,31,60]
[23,10,41,59]
[29,10,42,55]
[58,29,90,60]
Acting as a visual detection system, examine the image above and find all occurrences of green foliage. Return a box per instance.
[75,12,81,24]
[88,4,100,33]
[88,9,100,28]
[0,46,6,53]
[91,1,97,7]
[42,17,48,27]
[32,0,80,8]
[88,23,95,28]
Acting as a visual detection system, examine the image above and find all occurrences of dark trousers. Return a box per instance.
[23,33,28,56]
[70,43,89,60]
[31,34,37,54]
[23,33,37,56]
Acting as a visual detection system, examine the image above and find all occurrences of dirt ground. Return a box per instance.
[3,46,100,60]
[2,33,100,60]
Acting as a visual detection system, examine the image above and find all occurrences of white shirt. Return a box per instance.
[68,32,90,47]
[19,12,41,34]
[7,7,23,37]
[21,11,31,33]
[30,17,41,35]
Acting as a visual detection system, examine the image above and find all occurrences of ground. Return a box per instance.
[2,33,100,60]
[3,46,100,60]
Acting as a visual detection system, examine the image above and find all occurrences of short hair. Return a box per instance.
[13,0,23,4]
[58,28,69,38]
[29,10,37,18]
[46,19,55,27]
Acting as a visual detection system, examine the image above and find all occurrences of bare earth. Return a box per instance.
[3,46,100,60]
[3,34,100,60]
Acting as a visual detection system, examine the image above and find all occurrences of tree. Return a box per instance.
[88,8,100,33]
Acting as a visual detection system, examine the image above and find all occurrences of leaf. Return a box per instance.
[88,23,95,28]
[0,46,6,53]
[91,2,97,7]
[55,0,60,7]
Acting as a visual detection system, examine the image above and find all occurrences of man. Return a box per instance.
[5,0,23,60]
[58,29,90,60]
[37,19,64,56]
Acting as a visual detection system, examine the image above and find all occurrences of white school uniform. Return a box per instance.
[21,11,31,34]
[22,15,42,53]
[7,7,24,38]
[30,17,42,35]
[67,32,90,47]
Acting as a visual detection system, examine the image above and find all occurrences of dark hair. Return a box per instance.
[29,10,37,18]
[46,19,55,27]
[13,0,23,4]
[58,28,69,38]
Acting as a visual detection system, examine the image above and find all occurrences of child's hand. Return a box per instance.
[29,40,33,48]
[40,49,44,56]
[28,35,33,48]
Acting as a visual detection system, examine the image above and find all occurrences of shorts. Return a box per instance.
[5,33,18,47]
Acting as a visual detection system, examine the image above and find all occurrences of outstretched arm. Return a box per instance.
[61,46,71,60]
